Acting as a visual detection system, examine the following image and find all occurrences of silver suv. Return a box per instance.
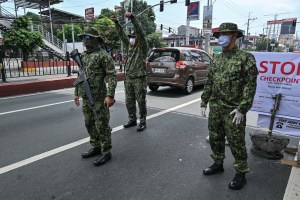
[146,47,212,94]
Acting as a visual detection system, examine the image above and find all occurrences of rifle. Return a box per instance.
[71,49,98,119]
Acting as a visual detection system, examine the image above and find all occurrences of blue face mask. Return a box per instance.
[218,35,232,48]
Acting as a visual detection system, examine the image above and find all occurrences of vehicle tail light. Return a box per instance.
[176,61,187,69]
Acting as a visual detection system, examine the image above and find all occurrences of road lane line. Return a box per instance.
[0,88,74,100]
[0,91,125,116]
[0,98,201,175]
[0,90,124,100]
[0,100,73,116]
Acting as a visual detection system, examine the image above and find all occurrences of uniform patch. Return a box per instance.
[249,65,258,76]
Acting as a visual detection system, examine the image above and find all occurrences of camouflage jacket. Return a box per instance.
[114,16,148,78]
[74,48,117,99]
[201,47,258,114]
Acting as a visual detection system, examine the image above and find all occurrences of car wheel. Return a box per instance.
[184,77,194,94]
[149,85,159,91]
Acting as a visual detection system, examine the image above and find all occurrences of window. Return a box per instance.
[148,50,180,62]
[182,50,192,61]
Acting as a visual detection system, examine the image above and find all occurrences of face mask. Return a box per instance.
[218,35,232,48]
[129,38,135,46]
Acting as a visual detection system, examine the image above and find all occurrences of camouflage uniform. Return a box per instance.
[74,46,117,154]
[114,15,148,123]
[201,24,258,173]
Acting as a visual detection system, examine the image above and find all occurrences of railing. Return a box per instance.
[0,6,15,19]
[32,24,73,53]
[1,53,78,79]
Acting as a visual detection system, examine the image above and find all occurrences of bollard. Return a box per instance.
[66,51,71,77]
[0,64,6,82]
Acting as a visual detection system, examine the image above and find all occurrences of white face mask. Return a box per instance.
[218,35,232,48]
[129,38,135,46]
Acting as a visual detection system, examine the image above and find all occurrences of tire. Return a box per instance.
[149,85,159,91]
[184,77,194,94]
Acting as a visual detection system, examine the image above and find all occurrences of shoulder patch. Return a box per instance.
[249,65,258,76]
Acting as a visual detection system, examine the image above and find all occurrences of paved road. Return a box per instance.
[0,83,297,200]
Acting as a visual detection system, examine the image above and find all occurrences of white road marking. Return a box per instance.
[0,88,74,100]
[0,91,125,116]
[0,98,201,175]
[0,89,124,100]
[0,100,73,116]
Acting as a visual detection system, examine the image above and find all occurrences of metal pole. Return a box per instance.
[204,0,211,53]
[186,19,190,45]
[268,93,282,136]
[48,0,54,43]
[66,51,71,77]
[71,18,75,50]
[23,0,26,15]
[62,24,66,52]
[14,0,18,17]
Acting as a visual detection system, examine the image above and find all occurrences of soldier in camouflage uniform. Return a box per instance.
[110,12,148,132]
[74,27,117,166]
[200,23,258,190]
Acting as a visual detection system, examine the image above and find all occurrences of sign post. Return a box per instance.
[85,7,94,21]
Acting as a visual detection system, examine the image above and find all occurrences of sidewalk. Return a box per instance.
[0,71,125,97]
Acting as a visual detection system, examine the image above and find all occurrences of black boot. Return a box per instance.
[203,163,224,175]
[228,173,246,190]
[137,122,146,132]
[123,120,137,128]
[81,147,102,158]
[94,152,112,166]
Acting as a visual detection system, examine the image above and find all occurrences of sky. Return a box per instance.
[1,0,300,37]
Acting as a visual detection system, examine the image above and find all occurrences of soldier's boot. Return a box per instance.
[81,147,102,158]
[137,122,146,132]
[203,163,224,175]
[228,173,246,190]
[123,120,137,128]
[94,152,112,166]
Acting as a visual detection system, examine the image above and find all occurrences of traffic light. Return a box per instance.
[292,19,297,27]
[169,27,171,33]
[160,24,163,30]
[160,0,164,12]
[170,0,177,3]
[185,0,190,6]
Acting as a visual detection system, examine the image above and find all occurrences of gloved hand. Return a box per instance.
[230,109,244,125]
[200,107,207,117]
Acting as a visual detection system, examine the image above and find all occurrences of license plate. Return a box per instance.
[152,68,166,73]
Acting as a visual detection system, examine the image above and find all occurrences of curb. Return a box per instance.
[0,73,125,97]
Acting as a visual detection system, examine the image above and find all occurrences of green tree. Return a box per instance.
[3,16,44,61]
[93,17,119,52]
[26,12,41,23]
[98,8,116,19]
[146,33,165,48]
[117,0,156,35]
[255,38,268,51]
[56,24,83,42]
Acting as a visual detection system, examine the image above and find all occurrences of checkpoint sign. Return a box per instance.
[85,7,94,21]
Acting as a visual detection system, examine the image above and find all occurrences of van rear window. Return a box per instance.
[148,50,180,62]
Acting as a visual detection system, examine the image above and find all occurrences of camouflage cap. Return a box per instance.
[213,22,243,38]
[78,27,103,42]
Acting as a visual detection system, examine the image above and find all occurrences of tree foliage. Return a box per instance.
[255,38,268,51]
[3,16,44,61]
[94,0,157,51]
[56,24,83,42]
[146,33,165,48]
[92,17,119,52]
[117,0,156,35]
